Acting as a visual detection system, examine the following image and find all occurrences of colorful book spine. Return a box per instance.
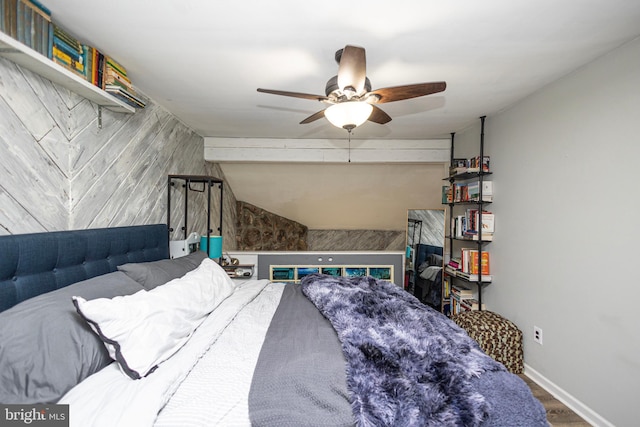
[53,24,81,53]
[105,56,127,77]
[52,45,84,75]
[52,35,82,59]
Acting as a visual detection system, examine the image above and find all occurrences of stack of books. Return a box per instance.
[448,181,493,203]
[1,0,52,58]
[444,252,492,283]
[460,249,490,275]
[450,284,485,314]
[51,24,85,77]
[102,56,146,108]
[449,156,491,176]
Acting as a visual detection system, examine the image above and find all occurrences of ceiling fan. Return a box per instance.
[257,45,446,131]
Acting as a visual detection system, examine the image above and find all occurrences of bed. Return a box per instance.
[0,224,548,426]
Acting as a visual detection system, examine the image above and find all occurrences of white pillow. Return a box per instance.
[72,258,236,379]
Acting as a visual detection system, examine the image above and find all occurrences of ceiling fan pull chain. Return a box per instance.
[348,130,352,163]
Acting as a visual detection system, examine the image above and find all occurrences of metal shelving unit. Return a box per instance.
[444,116,492,312]
[167,175,224,258]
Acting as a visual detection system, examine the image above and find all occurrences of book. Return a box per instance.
[442,185,451,204]
[469,251,490,275]
[442,275,451,299]
[467,181,479,200]
[482,180,493,200]
[451,284,473,298]
[481,156,490,173]
[460,298,486,311]
[105,55,127,77]
[5,0,18,39]
[52,46,84,75]
[453,215,466,238]
[25,0,50,16]
[477,212,494,233]
[104,68,134,91]
[83,45,92,84]
[455,271,492,282]
[53,34,82,59]
[96,51,105,88]
[461,231,493,241]
[53,35,85,77]
[105,66,132,84]
[53,24,81,53]
[104,85,146,108]
[460,248,471,272]
[104,75,133,93]
[23,0,51,21]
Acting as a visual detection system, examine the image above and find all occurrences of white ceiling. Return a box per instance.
[44,1,640,230]
[46,0,640,140]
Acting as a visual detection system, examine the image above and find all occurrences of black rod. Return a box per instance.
[478,116,486,310]
[183,180,188,239]
[167,176,172,234]
[218,182,224,264]
[449,132,455,164]
[207,179,212,258]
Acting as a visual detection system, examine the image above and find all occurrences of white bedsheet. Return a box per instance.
[155,281,285,426]
[60,280,283,427]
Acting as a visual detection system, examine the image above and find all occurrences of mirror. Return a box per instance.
[405,209,445,310]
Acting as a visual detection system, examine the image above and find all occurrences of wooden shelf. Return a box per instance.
[0,32,134,113]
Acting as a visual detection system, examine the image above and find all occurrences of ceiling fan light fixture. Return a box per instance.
[325,102,373,130]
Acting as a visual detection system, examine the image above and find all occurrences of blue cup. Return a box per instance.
[200,236,223,258]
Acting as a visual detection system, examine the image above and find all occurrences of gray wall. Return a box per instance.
[0,57,237,247]
[454,37,640,426]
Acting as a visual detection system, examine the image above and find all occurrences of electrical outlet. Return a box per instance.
[533,326,543,345]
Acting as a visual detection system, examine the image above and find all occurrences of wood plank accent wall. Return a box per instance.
[0,57,237,248]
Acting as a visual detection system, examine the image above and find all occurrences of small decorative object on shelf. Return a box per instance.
[223,264,255,279]
[442,116,493,315]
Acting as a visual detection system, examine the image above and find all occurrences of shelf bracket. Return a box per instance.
[97,106,103,130]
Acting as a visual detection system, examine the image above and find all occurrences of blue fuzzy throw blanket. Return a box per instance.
[300,274,505,427]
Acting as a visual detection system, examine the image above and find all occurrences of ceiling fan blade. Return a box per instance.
[337,45,366,94]
[368,82,446,104]
[257,88,328,102]
[368,105,392,124]
[300,109,326,124]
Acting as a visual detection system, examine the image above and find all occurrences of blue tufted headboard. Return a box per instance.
[0,224,169,312]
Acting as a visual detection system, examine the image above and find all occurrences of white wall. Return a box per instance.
[0,57,236,245]
[456,37,640,426]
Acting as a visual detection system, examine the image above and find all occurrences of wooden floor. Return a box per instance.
[518,375,592,426]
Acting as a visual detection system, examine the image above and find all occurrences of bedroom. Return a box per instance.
[1,1,639,426]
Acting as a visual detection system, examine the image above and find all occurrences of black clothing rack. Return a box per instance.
[167,175,224,258]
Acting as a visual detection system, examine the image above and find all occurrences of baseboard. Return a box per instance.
[524,364,613,427]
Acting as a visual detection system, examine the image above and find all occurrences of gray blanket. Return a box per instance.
[248,283,354,426]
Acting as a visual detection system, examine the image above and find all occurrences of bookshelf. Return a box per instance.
[0,31,134,113]
[443,116,492,315]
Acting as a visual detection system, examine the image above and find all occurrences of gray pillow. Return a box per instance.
[0,271,144,404]
[428,253,444,266]
[117,251,208,290]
